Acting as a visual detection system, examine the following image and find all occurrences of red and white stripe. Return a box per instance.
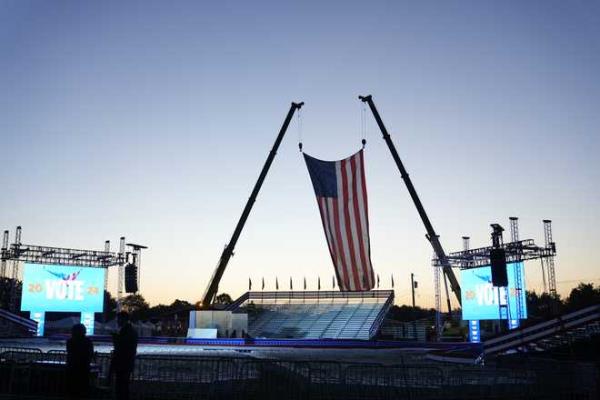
[316,150,374,291]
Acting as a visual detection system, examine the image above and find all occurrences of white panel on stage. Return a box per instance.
[188,310,247,338]
[186,328,218,339]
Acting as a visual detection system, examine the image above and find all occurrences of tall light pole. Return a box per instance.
[411,273,417,308]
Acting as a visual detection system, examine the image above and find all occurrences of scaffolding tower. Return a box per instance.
[510,218,524,322]
[9,227,22,312]
[542,220,557,296]
[1,230,8,277]
[433,251,442,340]
[117,237,126,311]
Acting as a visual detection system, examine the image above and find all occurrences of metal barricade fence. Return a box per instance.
[130,356,242,400]
[307,361,343,400]
[0,346,598,400]
[344,365,407,400]
[0,346,43,362]
[45,349,67,362]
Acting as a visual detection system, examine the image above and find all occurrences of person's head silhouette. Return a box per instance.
[71,323,87,339]
[117,311,130,328]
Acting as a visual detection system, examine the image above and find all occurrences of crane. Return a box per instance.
[200,101,304,308]
[359,95,461,308]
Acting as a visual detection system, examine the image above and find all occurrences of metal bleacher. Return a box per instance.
[228,290,394,340]
[0,308,37,337]
[484,303,600,355]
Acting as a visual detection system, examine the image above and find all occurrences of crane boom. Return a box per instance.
[359,95,461,307]
[201,101,304,308]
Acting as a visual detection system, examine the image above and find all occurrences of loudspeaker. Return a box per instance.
[490,248,508,287]
[124,263,138,293]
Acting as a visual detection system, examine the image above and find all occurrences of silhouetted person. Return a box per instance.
[110,311,138,400]
[66,323,94,399]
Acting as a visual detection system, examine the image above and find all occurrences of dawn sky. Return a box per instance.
[1,1,599,307]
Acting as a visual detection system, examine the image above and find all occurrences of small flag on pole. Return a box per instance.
[249,278,252,291]
[303,277,307,290]
[262,277,265,290]
[290,277,293,290]
[391,274,394,289]
[318,276,321,291]
[276,277,279,290]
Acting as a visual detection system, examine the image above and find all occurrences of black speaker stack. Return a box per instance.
[125,263,138,293]
[490,248,508,287]
[489,224,508,287]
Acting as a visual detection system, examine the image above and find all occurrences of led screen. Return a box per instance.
[460,262,527,320]
[21,263,105,312]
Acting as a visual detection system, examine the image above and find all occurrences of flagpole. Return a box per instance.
[317,276,321,303]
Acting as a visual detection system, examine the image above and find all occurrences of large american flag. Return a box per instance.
[304,150,375,291]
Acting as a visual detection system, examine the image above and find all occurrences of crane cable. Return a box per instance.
[297,107,303,153]
[361,101,367,149]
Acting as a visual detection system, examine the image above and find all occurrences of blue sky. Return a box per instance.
[1,1,599,306]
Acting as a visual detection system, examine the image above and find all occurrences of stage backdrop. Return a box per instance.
[460,262,527,320]
[20,263,105,313]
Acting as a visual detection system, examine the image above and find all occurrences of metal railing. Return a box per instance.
[0,309,37,333]
[485,304,600,354]
[0,346,598,399]
[241,290,393,304]
[368,293,395,339]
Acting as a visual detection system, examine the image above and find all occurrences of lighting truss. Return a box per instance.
[1,243,125,268]
[433,239,556,269]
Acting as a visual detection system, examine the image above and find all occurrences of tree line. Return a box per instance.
[1,277,598,323]
[373,282,600,323]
